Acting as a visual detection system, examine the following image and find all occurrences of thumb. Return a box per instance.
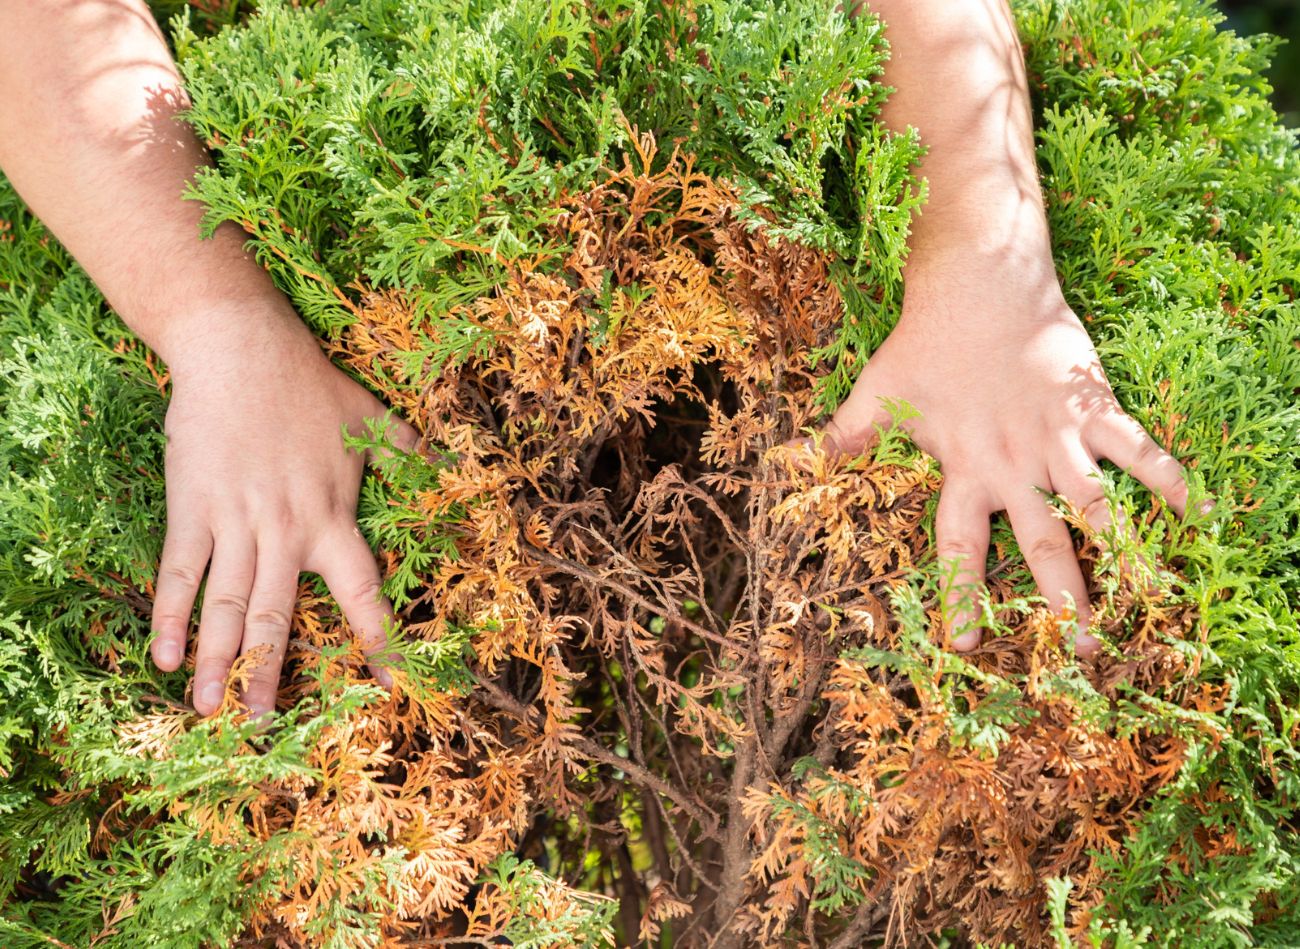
[789,379,897,463]
[363,410,420,466]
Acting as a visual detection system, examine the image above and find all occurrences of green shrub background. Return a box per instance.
[1220,0,1298,119]
[1,0,1298,944]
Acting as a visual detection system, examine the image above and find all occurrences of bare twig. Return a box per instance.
[572,735,721,841]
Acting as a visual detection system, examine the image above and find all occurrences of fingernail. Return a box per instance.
[1075,631,1102,657]
[156,642,182,669]
[373,666,394,690]
[950,627,981,651]
[1198,498,1215,516]
[199,681,225,712]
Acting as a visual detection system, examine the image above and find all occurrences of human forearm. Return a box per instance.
[0,0,312,377]
[824,0,1195,656]
[858,0,1056,304]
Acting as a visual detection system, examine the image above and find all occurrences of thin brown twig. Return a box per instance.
[528,545,756,663]
[571,735,721,842]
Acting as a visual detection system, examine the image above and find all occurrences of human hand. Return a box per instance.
[814,262,1196,657]
[0,0,420,716]
[148,302,418,719]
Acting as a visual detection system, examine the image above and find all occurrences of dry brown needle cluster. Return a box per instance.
[178,134,1214,946]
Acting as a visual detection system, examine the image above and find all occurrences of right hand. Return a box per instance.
[149,301,418,720]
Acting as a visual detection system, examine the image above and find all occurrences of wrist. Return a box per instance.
[899,201,1063,313]
[157,295,325,387]
[897,243,1069,332]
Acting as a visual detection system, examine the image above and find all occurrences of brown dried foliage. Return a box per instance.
[170,134,1215,947]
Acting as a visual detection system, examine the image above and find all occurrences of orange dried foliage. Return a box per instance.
[170,135,1221,946]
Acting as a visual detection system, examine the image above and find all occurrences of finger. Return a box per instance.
[819,380,897,461]
[933,479,992,651]
[361,409,420,466]
[307,525,399,689]
[236,544,299,721]
[1054,441,1165,594]
[193,533,256,715]
[151,522,213,672]
[1005,487,1100,657]
[786,385,897,469]
[1089,413,1189,517]
[1048,443,1112,537]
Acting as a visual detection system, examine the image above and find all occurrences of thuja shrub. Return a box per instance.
[1,0,1298,945]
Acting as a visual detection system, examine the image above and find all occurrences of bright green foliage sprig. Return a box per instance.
[0,0,1298,944]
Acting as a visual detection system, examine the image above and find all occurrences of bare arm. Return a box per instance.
[0,1,415,716]
[0,1,292,367]
[858,0,1055,295]
[831,0,1197,653]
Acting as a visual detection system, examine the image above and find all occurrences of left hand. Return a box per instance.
[149,301,419,719]
[812,261,1194,656]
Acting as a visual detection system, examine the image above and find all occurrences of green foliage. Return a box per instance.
[0,0,1298,944]
[479,853,619,947]
[776,758,874,914]
[1016,2,1300,940]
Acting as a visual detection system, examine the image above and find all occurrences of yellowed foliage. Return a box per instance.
[115,138,1214,947]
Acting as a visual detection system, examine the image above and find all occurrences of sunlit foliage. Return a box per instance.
[1,0,1298,945]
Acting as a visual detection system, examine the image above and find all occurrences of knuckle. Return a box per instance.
[1159,474,1189,503]
[271,505,299,535]
[1080,494,1110,524]
[1083,393,1122,426]
[205,591,250,615]
[348,575,384,604]
[244,662,282,692]
[252,500,306,537]
[997,433,1020,467]
[1133,437,1164,467]
[329,494,357,521]
[936,538,983,562]
[244,607,293,633]
[194,657,230,682]
[1025,534,1075,563]
[150,610,192,631]
[158,562,203,588]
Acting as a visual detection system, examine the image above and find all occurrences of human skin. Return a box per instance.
[839,0,1202,654]
[0,0,1198,725]
[0,0,418,719]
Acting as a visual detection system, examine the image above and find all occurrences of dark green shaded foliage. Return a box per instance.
[0,0,1297,944]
